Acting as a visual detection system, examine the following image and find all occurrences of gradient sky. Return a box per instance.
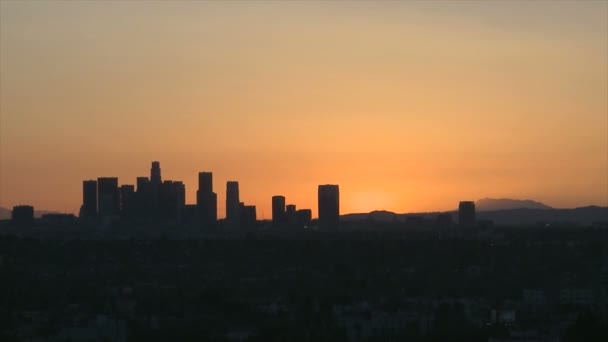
[1,1,607,217]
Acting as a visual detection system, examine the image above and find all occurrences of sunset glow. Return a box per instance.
[1,1,606,217]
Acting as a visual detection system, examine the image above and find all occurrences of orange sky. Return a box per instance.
[1,1,607,217]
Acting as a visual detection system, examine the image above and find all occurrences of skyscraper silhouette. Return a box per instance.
[272,195,286,227]
[120,184,135,216]
[286,204,297,226]
[136,177,150,192]
[240,204,257,229]
[197,172,217,227]
[226,181,240,226]
[150,161,162,185]
[98,177,120,217]
[318,185,339,229]
[296,209,312,228]
[82,180,98,217]
[159,180,186,221]
[458,201,476,227]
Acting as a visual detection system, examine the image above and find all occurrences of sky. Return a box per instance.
[1,0,607,217]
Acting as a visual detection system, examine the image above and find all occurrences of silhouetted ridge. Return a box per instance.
[476,198,552,211]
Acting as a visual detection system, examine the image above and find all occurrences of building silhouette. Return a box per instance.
[318,185,340,229]
[240,203,257,229]
[296,209,312,228]
[12,205,34,225]
[197,172,217,228]
[226,181,240,226]
[272,195,286,227]
[159,180,186,221]
[82,180,97,217]
[134,177,151,218]
[97,177,120,217]
[458,201,476,227]
[151,161,162,185]
[286,204,297,226]
[120,185,135,216]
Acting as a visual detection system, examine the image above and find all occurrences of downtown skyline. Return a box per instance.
[1,1,607,216]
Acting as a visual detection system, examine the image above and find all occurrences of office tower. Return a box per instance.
[318,184,340,229]
[197,172,217,227]
[151,161,162,184]
[159,180,186,221]
[120,185,135,215]
[239,203,257,229]
[286,204,297,226]
[198,172,213,193]
[226,181,240,226]
[82,180,98,217]
[134,177,151,218]
[271,195,286,227]
[458,201,476,227]
[136,177,150,193]
[12,205,34,225]
[98,177,120,216]
[296,209,312,227]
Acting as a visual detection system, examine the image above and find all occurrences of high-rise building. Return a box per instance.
[97,177,120,216]
[82,180,97,217]
[159,180,186,221]
[226,181,240,226]
[240,203,257,229]
[134,177,151,218]
[318,184,340,229]
[458,201,476,227]
[120,185,135,215]
[286,204,297,226]
[271,195,286,227]
[151,161,162,185]
[296,209,312,227]
[198,172,213,193]
[197,171,217,227]
[136,177,150,193]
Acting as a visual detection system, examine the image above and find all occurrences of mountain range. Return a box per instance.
[475,198,552,211]
[340,198,607,226]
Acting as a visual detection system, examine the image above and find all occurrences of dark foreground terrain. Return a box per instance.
[1,226,608,341]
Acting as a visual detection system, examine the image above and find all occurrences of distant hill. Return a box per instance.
[475,198,552,211]
[0,206,61,220]
[341,206,608,226]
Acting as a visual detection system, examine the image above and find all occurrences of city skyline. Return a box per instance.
[1,1,607,216]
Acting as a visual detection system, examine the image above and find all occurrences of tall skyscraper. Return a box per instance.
[197,171,217,227]
[159,180,186,221]
[271,195,286,227]
[150,161,162,185]
[240,203,257,229]
[458,201,476,227]
[136,177,150,193]
[98,177,120,216]
[120,184,135,215]
[226,181,240,226]
[198,172,213,193]
[82,180,97,217]
[286,204,297,226]
[318,184,340,229]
